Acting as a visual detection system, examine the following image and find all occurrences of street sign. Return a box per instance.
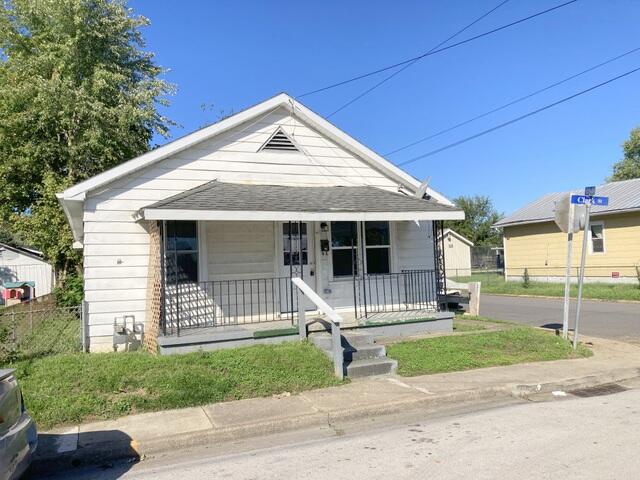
[570,195,609,206]
[554,195,585,233]
[584,186,596,196]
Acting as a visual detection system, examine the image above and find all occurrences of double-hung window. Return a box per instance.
[364,221,390,274]
[165,220,199,283]
[589,222,605,254]
[330,221,391,278]
[330,222,358,277]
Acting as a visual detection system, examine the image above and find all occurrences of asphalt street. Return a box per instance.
[481,294,640,343]
[45,382,640,480]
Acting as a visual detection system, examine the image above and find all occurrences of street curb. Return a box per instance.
[509,367,640,397]
[29,368,640,475]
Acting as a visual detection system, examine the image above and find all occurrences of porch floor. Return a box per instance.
[158,308,452,350]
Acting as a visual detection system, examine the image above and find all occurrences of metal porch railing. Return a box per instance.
[354,269,439,319]
[161,276,299,336]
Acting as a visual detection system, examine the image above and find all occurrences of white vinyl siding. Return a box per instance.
[206,222,276,280]
[395,221,436,272]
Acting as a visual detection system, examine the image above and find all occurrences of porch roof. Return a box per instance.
[140,181,464,222]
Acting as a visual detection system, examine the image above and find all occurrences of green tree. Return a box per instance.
[610,127,640,181]
[0,0,173,276]
[444,195,503,247]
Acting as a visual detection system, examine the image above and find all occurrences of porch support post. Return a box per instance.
[288,221,294,324]
[298,298,306,339]
[160,220,167,337]
[359,221,368,318]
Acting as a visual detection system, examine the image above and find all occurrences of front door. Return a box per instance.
[277,222,316,311]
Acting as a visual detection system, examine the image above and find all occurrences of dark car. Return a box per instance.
[0,369,37,480]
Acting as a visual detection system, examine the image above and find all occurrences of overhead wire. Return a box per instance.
[297,0,578,99]
[386,46,640,156]
[325,0,511,118]
[395,64,640,166]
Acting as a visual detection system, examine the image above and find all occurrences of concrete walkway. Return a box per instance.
[32,336,640,475]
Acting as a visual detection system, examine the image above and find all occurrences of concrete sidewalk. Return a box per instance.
[32,336,640,474]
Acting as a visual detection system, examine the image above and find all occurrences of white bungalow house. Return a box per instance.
[58,93,464,355]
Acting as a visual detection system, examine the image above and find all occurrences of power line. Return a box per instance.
[396,64,640,166]
[326,0,511,118]
[386,46,640,156]
[297,0,578,99]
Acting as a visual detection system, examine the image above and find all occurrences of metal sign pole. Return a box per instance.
[573,201,592,350]
[562,203,574,339]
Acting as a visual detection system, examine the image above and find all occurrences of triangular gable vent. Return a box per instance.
[260,128,299,152]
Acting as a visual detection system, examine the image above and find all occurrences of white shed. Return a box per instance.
[0,243,54,298]
[439,229,474,278]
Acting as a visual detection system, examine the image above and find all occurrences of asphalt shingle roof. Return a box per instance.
[494,178,640,227]
[145,180,461,214]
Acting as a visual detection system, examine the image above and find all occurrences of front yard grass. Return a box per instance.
[13,341,342,430]
[387,327,592,377]
[453,273,640,302]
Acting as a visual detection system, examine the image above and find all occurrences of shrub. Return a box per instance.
[54,274,83,307]
[523,268,531,288]
[636,265,640,290]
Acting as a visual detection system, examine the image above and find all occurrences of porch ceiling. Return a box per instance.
[140,181,464,222]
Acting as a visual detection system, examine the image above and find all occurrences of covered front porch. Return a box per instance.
[138,181,463,352]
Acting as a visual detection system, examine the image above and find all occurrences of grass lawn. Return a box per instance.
[453,273,640,302]
[453,319,488,332]
[12,341,342,430]
[387,327,592,377]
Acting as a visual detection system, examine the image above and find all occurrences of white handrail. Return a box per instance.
[291,277,344,379]
[291,277,342,325]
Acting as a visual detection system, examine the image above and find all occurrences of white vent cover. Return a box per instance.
[260,128,298,152]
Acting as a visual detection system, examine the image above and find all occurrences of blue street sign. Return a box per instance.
[571,195,609,206]
[584,186,596,196]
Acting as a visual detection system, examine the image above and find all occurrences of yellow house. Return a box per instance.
[494,178,640,284]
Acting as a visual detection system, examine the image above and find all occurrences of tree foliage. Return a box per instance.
[610,127,640,181]
[444,195,503,247]
[0,0,173,274]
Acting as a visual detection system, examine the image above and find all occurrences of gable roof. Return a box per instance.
[57,92,452,205]
[0,242,46,262]
[494,178,640,228]
[438,228,474,247]
[141,180,464,222]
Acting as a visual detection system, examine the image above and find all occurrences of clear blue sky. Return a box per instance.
[129,0,640,215]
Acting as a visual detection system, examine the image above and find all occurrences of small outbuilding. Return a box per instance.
[438,229,474,278]
[0,242,54,302]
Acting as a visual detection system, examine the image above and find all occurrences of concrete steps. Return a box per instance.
[309,330,397,379]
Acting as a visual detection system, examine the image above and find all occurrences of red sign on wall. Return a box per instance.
[611,272,620,278]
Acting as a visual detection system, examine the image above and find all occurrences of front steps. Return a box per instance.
[309,330,397,378]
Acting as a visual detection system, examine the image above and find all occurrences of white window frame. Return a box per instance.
[329,221,394,279]
[363,221,392,275]
[164,220,199,284]
[588,221,606,255]
[329,221,359,280]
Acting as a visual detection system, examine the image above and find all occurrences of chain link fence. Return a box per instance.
[0,300,83,364]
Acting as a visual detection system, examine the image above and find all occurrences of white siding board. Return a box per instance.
[84,244,150,256]
[84,266,149,279]
[85,289,147,302]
